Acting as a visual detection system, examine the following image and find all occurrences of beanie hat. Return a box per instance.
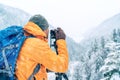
[29,14,49,31]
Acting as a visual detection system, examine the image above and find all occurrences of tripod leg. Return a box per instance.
[55,73,62,80]
[63,73,69,80]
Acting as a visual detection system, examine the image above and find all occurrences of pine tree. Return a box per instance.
[101,37,105,49]
[112,29,117,42]
[72,62,82,80]
[117,29,120,43]
[92,39,98,52]
[100,41,120,80]
[117,29,120,37]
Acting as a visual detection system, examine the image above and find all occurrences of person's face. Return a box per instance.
[44,28,49,39]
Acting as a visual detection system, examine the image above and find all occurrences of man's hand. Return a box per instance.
[55,28,66,40]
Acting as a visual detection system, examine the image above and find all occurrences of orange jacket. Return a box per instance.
[15,22,69,80]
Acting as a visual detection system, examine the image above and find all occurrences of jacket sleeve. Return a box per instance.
[25,38,69,73]
[43,39,69,72]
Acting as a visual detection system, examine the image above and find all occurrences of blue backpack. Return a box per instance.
[0,26,26,80]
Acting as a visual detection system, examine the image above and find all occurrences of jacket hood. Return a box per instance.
[24,22,46,37]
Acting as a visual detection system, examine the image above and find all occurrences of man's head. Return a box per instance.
[29,14,49,38]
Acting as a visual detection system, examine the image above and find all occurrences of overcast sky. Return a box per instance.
[0,0,120,42]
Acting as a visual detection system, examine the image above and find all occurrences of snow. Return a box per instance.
[110,73,120,80]
[1,3,120,80]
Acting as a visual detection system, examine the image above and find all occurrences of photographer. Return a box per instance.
[15,14,69,80]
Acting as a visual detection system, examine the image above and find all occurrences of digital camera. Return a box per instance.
[50,30,56,39]
[50,30,57,50]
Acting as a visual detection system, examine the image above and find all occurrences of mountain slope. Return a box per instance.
[83,13,120,40]
[80,13,120,53]
[77,13,120,80]
[0,3,30,29]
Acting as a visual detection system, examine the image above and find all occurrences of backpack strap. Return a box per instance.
[0,44,18,77]
[28,64,41,80]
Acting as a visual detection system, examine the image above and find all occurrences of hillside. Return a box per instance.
[0,3,30,29]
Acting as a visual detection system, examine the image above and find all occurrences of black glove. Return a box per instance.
[55,28,66,40]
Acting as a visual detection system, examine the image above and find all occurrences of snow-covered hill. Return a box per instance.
[78,13,120,80]
[80,13,120,56]
[0,3,30,29]
[83,13,120,40]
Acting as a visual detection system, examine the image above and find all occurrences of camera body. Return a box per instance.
[50,30,57,52]
[50,30,56,40]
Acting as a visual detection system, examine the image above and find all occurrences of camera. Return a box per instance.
[50,30,56,39]
[50,30,57,51]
